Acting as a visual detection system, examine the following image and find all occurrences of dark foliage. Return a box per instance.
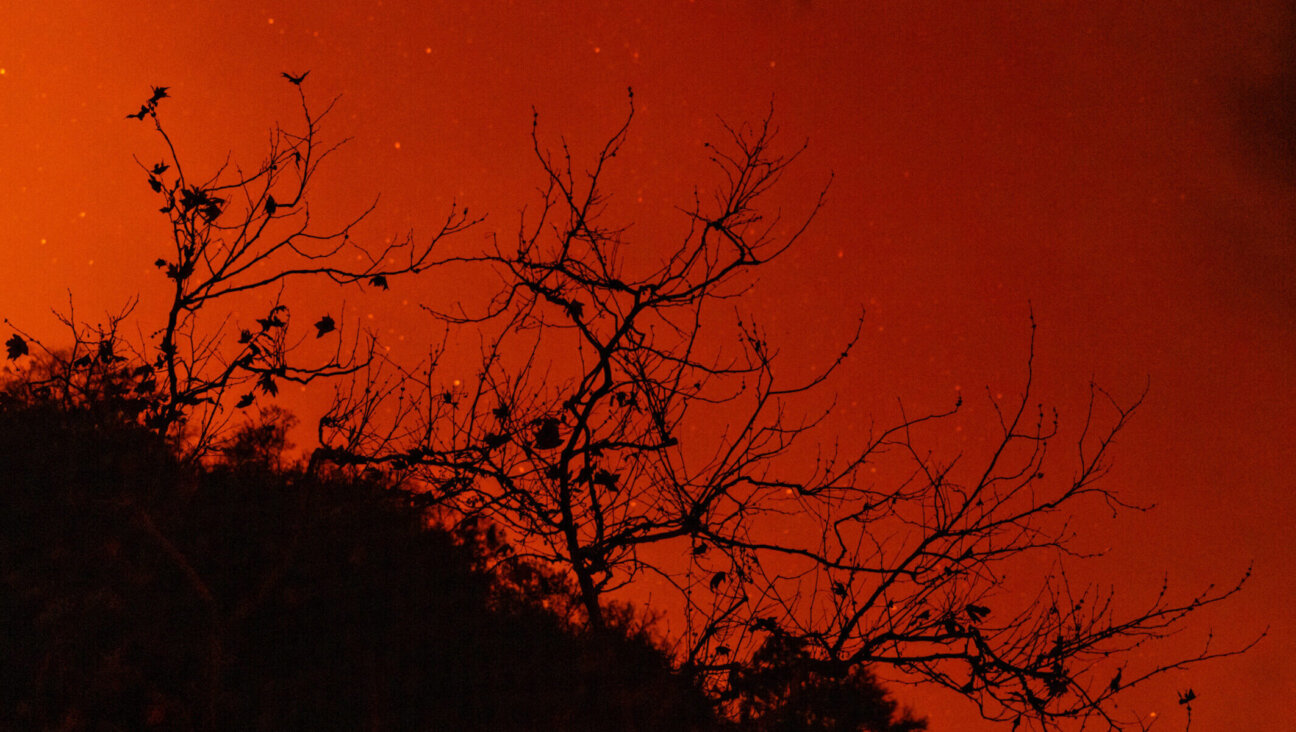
[0,375,919,730]
[0,390,719,730]
[731,635,925,732]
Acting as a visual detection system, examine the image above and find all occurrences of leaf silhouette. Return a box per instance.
[593,469,619,491]
[5,334,28,360]
[200,202,223,222]
[165,261,194,281]
[369,274,389,290]
[179,187,205,211]
[314,314,336,338]
[533,417,562,450]
[282,70,310,85]
[235,393,255,409]
[258,373,278,396]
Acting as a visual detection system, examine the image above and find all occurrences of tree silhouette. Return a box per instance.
[5,79,479,459]
[2,80,1260,729]
[316,91,1258,728]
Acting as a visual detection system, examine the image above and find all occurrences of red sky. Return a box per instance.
[2,2,1292,728]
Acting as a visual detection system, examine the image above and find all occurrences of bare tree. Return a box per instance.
[9,80,479,459]
[4,82,1259,729]
[319,91,1261,729]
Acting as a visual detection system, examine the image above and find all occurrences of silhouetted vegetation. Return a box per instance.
[729,634,926,732]
[1,77,1260,729]
[0,371,924,730]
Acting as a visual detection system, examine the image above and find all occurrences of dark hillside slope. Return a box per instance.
[0,400,715,730]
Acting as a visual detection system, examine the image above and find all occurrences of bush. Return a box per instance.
[0,396,716,730]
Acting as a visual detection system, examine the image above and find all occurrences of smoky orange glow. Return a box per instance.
[2,3,1292,728]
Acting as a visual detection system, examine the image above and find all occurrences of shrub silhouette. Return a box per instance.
[0,377,924,730]
[730,634,925,732]
[0,390,719,730]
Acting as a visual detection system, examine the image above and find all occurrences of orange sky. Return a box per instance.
[2,2,1293,729]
